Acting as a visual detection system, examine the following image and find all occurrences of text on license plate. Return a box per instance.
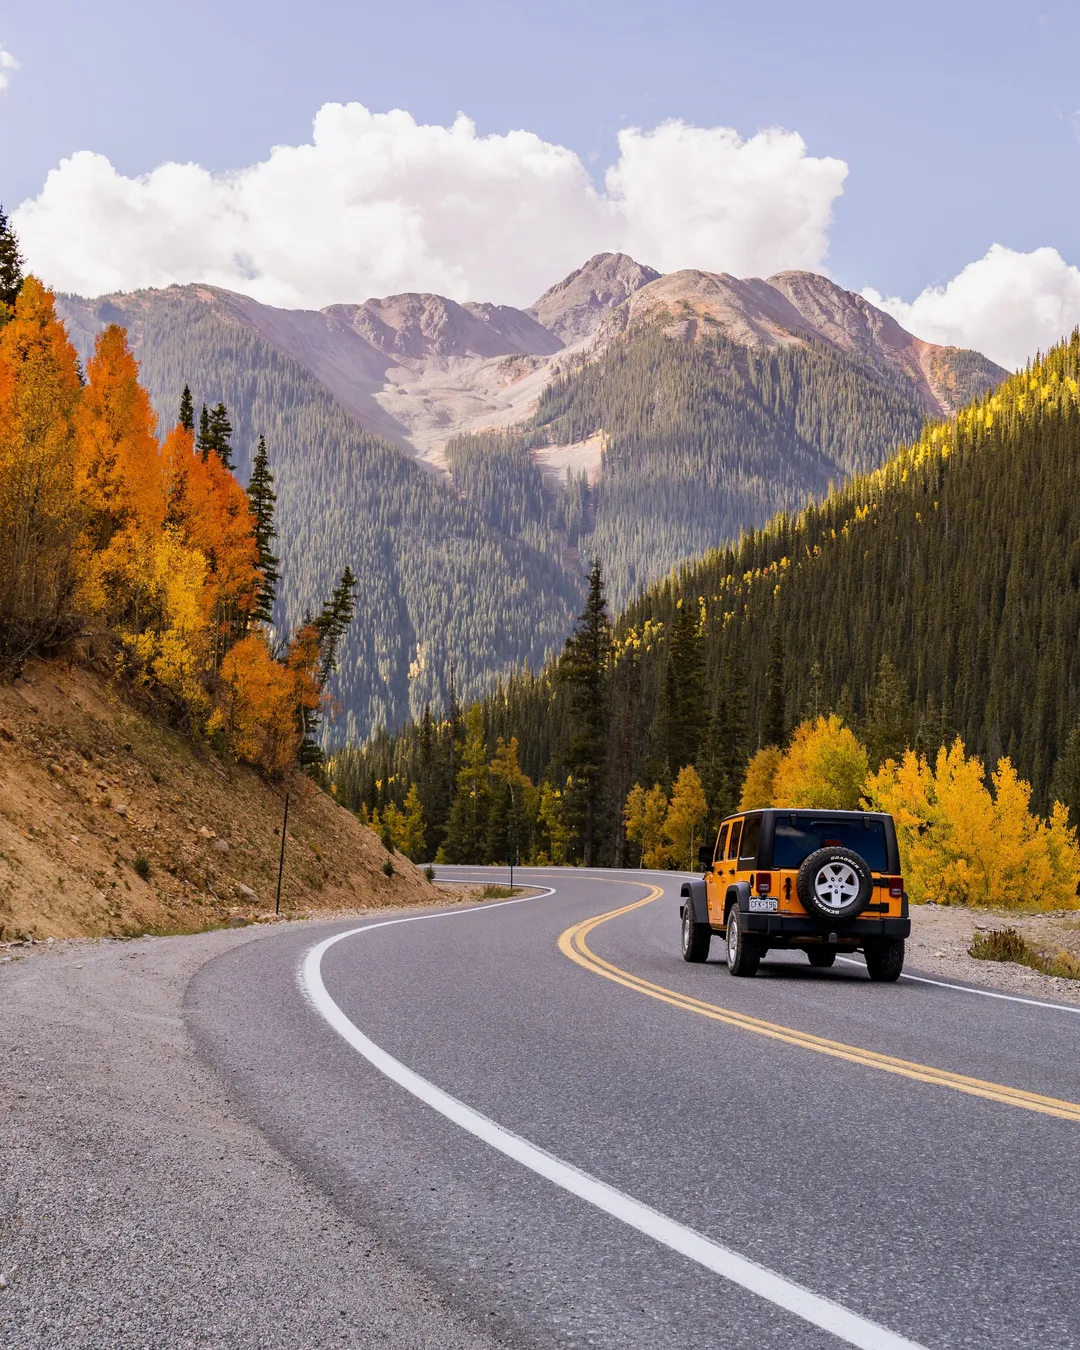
[748,896,778,912]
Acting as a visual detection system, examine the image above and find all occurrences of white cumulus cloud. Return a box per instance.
[863,244,1080,371]
[609,122,846,278]
[13,103,847,309]
[0,43,20,92]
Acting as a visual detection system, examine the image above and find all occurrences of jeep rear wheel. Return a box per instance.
[681,901,711,963]
[725,905,761,977]
[864,938,905,982]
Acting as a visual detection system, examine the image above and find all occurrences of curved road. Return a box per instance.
[185,868,1080,1349]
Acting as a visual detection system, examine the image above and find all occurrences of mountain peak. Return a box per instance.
[528,252,661,345]
[325,292,561,362]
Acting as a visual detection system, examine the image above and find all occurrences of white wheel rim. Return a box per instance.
[682,914,691,951]
[727,912,738,963]
[813,861,861,910]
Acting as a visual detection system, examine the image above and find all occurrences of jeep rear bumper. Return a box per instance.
[738,914,911,942]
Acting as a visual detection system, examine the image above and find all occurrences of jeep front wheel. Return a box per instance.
[725,905,761,977]
[807,948,836,969]
[681,901,711,963]
[864,938,905,982]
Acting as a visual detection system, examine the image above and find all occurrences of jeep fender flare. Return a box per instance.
[724,882,751,924]
[680,879,708,926]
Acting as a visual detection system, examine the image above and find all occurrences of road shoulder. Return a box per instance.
[0,910,504,1350]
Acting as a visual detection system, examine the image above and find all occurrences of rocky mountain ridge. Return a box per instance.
[60,253,1005,477]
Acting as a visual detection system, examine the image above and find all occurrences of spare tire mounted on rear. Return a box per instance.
[796,847,873,924]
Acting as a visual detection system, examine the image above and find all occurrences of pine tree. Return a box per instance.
[246,435,280,626]
[863,655,915,768]
[0,205,24,318]
[701,650,748,824]
[298,567,359,766]
[178,385,195,433]
[196,401,234,470]
[196,404,211,460]
[762,610,786,747]
[1051,718,1080,829]
[558,558,612,865]
[664,598,708,775]
[315,565,359,687]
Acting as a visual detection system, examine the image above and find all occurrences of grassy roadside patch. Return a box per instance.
[969,927,1080,980]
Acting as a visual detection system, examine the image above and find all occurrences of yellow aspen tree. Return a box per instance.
[622,783,647,866]
[740,745,783,809]
[641,784,670,869]
[0,278,82,669]
[772,715,869,810]
[664,765,708,871]
[396,784,428,860]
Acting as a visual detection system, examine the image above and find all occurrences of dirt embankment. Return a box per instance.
[0,658,434,941]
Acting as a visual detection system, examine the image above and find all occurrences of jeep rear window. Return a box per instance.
[770,816,888,871]
[738,816,761,864]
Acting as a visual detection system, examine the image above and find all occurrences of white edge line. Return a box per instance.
[836,955,1080,1015]
[299,892,926,1350]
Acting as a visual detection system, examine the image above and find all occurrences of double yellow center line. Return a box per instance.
[558,884,1080,1123]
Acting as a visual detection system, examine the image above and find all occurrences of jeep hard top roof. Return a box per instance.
[718,808,893,824]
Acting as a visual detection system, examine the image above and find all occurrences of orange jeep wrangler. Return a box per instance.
[679,808,909,981]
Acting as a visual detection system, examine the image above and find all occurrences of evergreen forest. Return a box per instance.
[335,332,1080,874]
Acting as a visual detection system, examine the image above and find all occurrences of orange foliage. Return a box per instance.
[0,275,331,779]
[286,622,323,722]
[0,279,83,664]
[162,421,260,654]
[216,635,303,776]
[183,446,260,621]
[74,324,163,549]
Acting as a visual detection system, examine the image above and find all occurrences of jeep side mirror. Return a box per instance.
[698,844,713,871]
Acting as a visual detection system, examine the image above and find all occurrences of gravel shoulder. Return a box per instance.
[0,908,503,1350]
[907,902,1080,1005]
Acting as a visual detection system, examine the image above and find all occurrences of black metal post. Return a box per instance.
[275,791,290,914]
[508,780,516,893]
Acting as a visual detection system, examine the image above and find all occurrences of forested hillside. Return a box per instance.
[57,288,581,742]
[339,332,1080,867]
[452,327,937,604]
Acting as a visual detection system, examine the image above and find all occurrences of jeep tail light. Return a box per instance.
[889,878,904,898]
[756,873,772,895]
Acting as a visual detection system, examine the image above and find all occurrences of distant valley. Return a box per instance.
[57,254,1006,741]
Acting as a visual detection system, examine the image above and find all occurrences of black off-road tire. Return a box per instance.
[725,904,761,977]
[681,900,711,963]
[864,938,905,982]
[806,947,837,969]
[796,847,874,925]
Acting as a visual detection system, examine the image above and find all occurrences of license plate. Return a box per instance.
[748,896,778,912]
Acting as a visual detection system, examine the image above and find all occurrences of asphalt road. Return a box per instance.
[184,868,1080,1349]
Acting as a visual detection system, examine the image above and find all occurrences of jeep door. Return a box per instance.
[705,822,730,924]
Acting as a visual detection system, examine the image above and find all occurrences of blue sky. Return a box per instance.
[3,1,1080,364]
